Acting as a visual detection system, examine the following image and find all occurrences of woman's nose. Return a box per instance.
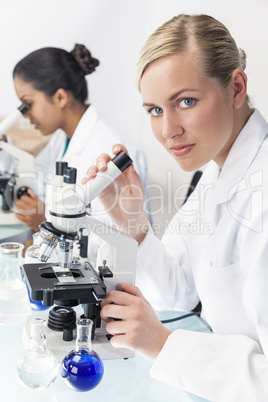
[162,111,184,139]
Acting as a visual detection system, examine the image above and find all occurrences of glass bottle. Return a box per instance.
[60,318,104,392]
[16,317,59,390]
[0,242,31,325]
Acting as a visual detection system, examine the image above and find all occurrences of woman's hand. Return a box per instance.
[82,144,149,244]
[14,188,46,232]
[101,283,171,361]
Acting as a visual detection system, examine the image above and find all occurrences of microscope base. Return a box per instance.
[23,313,135,362]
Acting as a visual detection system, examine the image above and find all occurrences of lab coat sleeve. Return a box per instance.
[136,224,199,311]
[150,329,268,402]
[150,199,268,401]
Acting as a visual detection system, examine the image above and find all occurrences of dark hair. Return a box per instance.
[13,44,100,104]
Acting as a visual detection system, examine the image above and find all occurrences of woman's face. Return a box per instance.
[140,52,238,171]
[14,77,64,136]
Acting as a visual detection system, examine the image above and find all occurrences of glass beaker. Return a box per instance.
[0,242,31,325]
[60,318,104,391]
[16,317,59,390]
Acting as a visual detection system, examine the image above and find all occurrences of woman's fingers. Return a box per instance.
[100,286,172,360]
[120,283,149,303]
[101,288,137,308]
[26,188,38,200]
[81,145,128,184]
[95,152,113,171]
[112,143,130,156]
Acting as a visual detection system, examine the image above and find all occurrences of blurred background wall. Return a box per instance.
[1,0,267,237]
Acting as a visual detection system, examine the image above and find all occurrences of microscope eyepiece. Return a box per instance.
[111,151,133,172]
[18,104,29,115]
[56,161,68,176]
[63,167,77,184]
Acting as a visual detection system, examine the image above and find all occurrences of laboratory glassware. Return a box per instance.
[0,242,31,325]
[16,317,59,390]
[60,318,104,391]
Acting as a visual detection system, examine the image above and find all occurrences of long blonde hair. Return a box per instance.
[135,14,246,92]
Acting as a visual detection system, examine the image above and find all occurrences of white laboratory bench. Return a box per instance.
[0,308,211,402]
[0,218,210,401]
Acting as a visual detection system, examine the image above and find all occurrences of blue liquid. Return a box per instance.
[20,265,49,311]
[60,349,104,392]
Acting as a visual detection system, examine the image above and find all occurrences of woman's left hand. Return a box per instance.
[101,283,171,361]
[14,189,46,232]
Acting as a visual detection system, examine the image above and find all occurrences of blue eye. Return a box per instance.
[151,107,163,117]
[179,98,195,109]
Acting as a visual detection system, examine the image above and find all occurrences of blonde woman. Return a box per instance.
[83,14,268,401]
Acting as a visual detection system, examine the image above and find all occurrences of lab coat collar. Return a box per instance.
[212,109,268,205]
[63,105,99,158]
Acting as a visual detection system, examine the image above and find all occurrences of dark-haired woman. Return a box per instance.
[12,44,148,232]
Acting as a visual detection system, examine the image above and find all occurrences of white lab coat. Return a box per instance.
[136,109,268,401]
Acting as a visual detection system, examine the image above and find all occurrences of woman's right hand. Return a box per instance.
[81,144,149,244]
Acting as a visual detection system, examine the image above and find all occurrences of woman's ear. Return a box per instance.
[231,69,248,109]
[54,88,69,109]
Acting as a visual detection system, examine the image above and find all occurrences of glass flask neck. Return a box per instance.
[28,317,47,354]
[75,318,93,352]
[0,242,24,260]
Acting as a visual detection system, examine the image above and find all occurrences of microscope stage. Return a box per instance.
[23,261,106,306]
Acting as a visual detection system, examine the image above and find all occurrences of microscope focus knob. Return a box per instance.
[17,186,29,199]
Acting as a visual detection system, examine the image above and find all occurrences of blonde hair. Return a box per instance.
[135,14,247,91]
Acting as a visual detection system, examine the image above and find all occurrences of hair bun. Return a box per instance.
[238,48,247,71]
[70,44,100,75]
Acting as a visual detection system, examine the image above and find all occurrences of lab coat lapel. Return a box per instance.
[63,105,99,159]
[213,110,268,205]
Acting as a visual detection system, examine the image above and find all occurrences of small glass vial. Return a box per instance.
[16,317,59,390]
[60,318,104,392]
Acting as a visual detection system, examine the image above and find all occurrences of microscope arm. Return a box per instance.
[0,140,34,174]
[0,104,28,138]
[0,104,31,173]
[83,215,137,288]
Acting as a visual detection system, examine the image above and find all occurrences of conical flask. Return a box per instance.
[16,317,59,390]
[0,242,31,325]
[60,318,104,391]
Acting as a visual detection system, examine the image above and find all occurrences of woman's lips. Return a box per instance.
[170,144,195,157]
